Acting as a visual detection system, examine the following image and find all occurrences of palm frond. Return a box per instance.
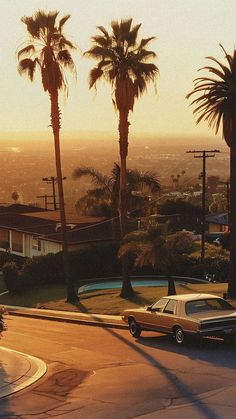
[72,166,111,190]
[58,14,71,32]
[97,25,109,38]
[86,18,158,110]
[17,44,35,60]
[139,37,156,49]
[19,10,75,94]
[21,15,40,38]
[187,45,236,145]
[18,58,37,81]
[88,67,103,88]
[57,50,76,75]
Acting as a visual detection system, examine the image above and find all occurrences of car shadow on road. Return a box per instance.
[137,333,236,369]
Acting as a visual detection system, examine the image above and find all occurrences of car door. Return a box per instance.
[161,299,178,332]
[144,298,169,331]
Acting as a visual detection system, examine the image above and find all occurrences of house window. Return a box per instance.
[0,229,9,250]
[32,238,41,251]
[12,231,23,253]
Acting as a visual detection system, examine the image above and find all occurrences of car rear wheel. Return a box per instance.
[128,318,141,338]
[174,326,185,344]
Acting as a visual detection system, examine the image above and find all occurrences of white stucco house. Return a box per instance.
[0,204,112,258]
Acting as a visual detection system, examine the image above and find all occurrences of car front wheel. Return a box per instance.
[128,318,141,338]
[174,326,185,344]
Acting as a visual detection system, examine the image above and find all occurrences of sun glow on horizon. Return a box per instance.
[0,0,235,144]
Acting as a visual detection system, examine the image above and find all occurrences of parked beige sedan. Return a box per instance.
[122,293,236,344]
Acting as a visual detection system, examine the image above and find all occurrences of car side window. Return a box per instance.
[151,298,168,312]
[163,300,177,315]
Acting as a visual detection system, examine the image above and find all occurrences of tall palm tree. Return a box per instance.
[186,44,236,298]
[73,162,160,223]
[118,227,182,295]
[17,10,78,302]
[86,18,159,297]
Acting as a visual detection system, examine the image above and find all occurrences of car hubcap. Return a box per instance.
[176,328,184,343]
[130,322,136,334]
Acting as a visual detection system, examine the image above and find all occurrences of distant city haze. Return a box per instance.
[0,135,229,211]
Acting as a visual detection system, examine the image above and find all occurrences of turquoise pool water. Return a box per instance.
[78,278,188,294]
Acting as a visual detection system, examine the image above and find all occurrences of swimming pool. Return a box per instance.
[78,276,207,294]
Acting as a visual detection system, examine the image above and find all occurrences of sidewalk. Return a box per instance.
[0,305,126,399]
[5,305,127,329]
[0,346,47,398]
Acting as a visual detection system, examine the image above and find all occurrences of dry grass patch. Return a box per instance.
[0,282,229,315]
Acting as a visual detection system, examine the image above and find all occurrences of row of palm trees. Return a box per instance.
[17,10,158,301]
[17,10,236,300]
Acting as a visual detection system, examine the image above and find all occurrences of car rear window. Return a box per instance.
[186,298,235,315]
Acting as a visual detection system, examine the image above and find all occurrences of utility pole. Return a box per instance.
[186,149,220,262]
[42,177,57,210]
[36,194,54,210]
[42,176,67,210]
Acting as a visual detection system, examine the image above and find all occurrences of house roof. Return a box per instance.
[47,219,113,244]
[0,207,113,244]
[24,210,105,224]
[0,204,49,214]
[206,213,228,225]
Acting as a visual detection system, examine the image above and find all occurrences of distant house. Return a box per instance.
[206,213,229,234]
[0,204,113,258]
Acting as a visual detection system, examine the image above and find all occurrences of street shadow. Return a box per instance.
[72,303,224,418]
[102,327,222,418]
[77,290,152,308]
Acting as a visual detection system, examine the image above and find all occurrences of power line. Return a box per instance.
[186,149,220,261]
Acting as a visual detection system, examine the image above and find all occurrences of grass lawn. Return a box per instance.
[0,282,230,315]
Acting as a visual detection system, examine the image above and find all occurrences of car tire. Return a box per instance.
[174,326,185,344]
[128,318,141,338]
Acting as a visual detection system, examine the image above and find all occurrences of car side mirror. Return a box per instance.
[146,306,152,311]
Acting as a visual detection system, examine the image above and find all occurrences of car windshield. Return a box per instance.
[186,298,235,315]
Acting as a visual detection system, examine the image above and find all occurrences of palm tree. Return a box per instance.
[11,191,19,203]
[186,44,236,298]
[118,227,183,295]
[86,18,159,297]
[17,10,78,302]
[73,163,160,223]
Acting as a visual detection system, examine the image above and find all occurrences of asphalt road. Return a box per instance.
[1,315,236,418]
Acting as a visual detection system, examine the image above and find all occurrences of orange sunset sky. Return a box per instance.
[0,0,235,144]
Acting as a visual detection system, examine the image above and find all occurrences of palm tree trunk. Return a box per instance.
[227,142,236,298]
[118,110,134,298]
[50,91,78,302]
[167,276,176,296]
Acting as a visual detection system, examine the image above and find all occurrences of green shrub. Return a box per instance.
[68,242,121,282]
[2,242,122,291]
[22,253,64,286]
[2,261,21,292]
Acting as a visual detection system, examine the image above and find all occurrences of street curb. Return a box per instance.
[5,306,128,330]
[0,347,47,398]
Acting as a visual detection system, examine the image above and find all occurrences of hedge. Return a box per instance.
[2,242,122,292]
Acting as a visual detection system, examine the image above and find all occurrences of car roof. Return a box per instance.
[162,293,222,302]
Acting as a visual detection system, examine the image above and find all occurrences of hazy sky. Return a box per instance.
[0,0,235,142]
